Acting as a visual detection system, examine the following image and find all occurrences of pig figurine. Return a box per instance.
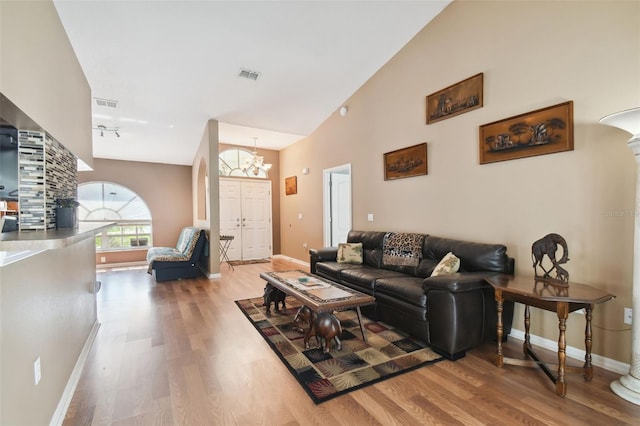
[293,305,342,353]
[263,283,287,315]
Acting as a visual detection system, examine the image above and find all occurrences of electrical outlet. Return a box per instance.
[624,307,632,325]
[100,256,106,263]
[302,242,308,249]
[34,357,41,385]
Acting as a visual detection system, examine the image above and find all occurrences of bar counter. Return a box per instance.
[0,222,111,424]
[0,222,112,255]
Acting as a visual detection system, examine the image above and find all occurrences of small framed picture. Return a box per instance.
[285,176,297,195]
[384,143,428,180]
[426,73,483,124]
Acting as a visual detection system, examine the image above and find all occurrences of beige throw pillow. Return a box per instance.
[337,242,363,264]
[431,252,460,276]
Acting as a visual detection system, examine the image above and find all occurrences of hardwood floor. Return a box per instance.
[63,258,640,425]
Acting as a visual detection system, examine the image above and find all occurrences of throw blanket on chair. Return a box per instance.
[382,232,425,267]
[146,227,202,274]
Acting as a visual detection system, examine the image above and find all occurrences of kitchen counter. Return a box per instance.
[0,222,112,253]
[0,222,113,267]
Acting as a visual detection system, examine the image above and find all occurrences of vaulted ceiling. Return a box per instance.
[53,1,450,165]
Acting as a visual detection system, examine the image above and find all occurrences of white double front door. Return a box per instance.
[219,178,272,261]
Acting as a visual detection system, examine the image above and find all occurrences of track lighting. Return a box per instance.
[93,124,121,138]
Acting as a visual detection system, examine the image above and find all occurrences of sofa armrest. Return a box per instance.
[422,272,493,293]
[309,247,338,274]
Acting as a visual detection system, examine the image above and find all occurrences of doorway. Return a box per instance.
[323,163,352,247]
[219,178,272,260]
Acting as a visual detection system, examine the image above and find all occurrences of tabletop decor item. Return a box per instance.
[426,73,483,124]
[480,101,573,165]
[531,233,570,285]
[54,198,79,229]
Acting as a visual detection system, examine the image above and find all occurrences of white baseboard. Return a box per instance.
[49,320,101,426]
[96,260,147,269]
[208,272,221,279]
[509,328,630,375]
[273,254,309,267]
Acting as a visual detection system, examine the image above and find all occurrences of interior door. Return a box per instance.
[323,164,352,247]
[219,179,242,260]
[330,171,351,245]
[241,181,272,260]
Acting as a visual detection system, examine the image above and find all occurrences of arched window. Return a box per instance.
[78,182,152,251]
[219,148,268,178]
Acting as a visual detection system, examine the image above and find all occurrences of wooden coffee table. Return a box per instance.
[259,270,375,342]
[484,273,615,396]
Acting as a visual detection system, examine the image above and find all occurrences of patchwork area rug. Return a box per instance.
[235,296,444,404]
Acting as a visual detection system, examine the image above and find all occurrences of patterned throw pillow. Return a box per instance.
[430,252,460,276]
[337,242,364,264]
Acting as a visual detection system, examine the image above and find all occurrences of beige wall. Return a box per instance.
[280,0,640,364]
[0,2,98,423]
[0,238,97,425]
[219,142,282,254]
[79,158,193,256]
[192,120,220,276]
[0,0,93,166]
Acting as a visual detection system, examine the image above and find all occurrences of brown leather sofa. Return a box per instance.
[309,230,515,360]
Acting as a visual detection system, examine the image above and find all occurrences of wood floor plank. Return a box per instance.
[62,261,640,425]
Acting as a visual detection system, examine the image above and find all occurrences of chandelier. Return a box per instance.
[241,137,272,176]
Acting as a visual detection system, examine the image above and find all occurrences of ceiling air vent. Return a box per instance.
[238,68,260,81]
[94,97,119,108]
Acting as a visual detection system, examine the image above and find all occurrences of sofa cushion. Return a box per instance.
[337,242,363,264]
[423,236,510,273]
[431,252,460,276]
[347,230,386,268]
[374,276,427,308]
[316,261,362,282]
[416,258,440,278]
[340,266,407,292]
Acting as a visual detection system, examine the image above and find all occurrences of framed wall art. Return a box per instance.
[479,101,574,165]
[426,73,483,124]
[384,143,428,181]
[285,176,297,195]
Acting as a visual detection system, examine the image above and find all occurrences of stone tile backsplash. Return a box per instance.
[18,130,77,231]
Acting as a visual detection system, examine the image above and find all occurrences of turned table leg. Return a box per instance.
[524,304,531,356]
[496,289,504,368]
[584,305,594,381]
[557,302,569,396]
